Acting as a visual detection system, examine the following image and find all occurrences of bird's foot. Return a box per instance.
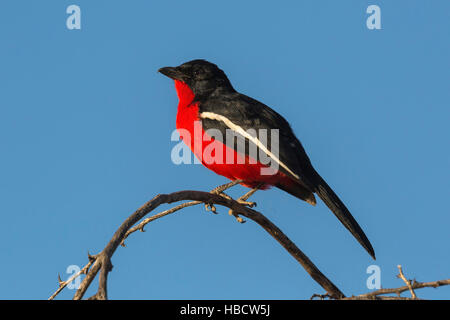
[227,199,255,223]
[204,203,217,214]
[237,199,256,208]
[227,184,262,223]
[205,181,239,214]
[228,209,246,223]
[205,191,233,214]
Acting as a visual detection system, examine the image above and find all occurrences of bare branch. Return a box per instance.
[65,183,344,300]
[342,270,450,300]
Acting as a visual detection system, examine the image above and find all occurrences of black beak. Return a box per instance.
[158,66,186,81]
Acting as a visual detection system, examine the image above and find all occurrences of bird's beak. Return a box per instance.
[158,66,187,81]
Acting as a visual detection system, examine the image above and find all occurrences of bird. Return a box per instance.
[159,59,375,259]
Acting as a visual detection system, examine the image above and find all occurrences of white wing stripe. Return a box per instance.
[200,111,299,179]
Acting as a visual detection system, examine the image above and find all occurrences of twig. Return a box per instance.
[48,256,95,300]
[397,265,417,299]
[121,200,201,245]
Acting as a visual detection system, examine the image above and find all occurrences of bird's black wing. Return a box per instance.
[199,92,376,259]
[200,92,316,190]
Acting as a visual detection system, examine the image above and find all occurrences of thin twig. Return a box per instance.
[397,265,417,299]
[48,256,96,300]
[120,200,201,246]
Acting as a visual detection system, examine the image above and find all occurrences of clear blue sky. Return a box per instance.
[0,1,448,299]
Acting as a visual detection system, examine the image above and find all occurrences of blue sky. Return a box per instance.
[0,1,448,299]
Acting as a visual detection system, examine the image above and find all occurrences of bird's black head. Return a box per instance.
[158,59,235,99]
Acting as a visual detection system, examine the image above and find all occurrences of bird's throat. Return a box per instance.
[174,80,200,147]
[174,80,195,108]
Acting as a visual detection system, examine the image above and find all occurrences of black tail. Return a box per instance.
[312,171,376,259]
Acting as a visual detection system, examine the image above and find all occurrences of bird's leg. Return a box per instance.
[205,180,242,213]
[235,187,259,208]
[229,183,263,223]
[210,180,242,194]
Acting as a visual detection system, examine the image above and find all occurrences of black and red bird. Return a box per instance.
[159,59,375,259]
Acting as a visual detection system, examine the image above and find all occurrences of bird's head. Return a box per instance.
[158,59,234,99]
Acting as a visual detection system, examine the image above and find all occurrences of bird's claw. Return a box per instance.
[205,203,217,214]
[228,209,246,223]
[238,200,256,208]
[235,216,245,223]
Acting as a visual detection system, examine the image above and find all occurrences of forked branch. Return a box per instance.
[341,266,450,300]
[50,181,344,300]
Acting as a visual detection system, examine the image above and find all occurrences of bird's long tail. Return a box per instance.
[312,171,376,259]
